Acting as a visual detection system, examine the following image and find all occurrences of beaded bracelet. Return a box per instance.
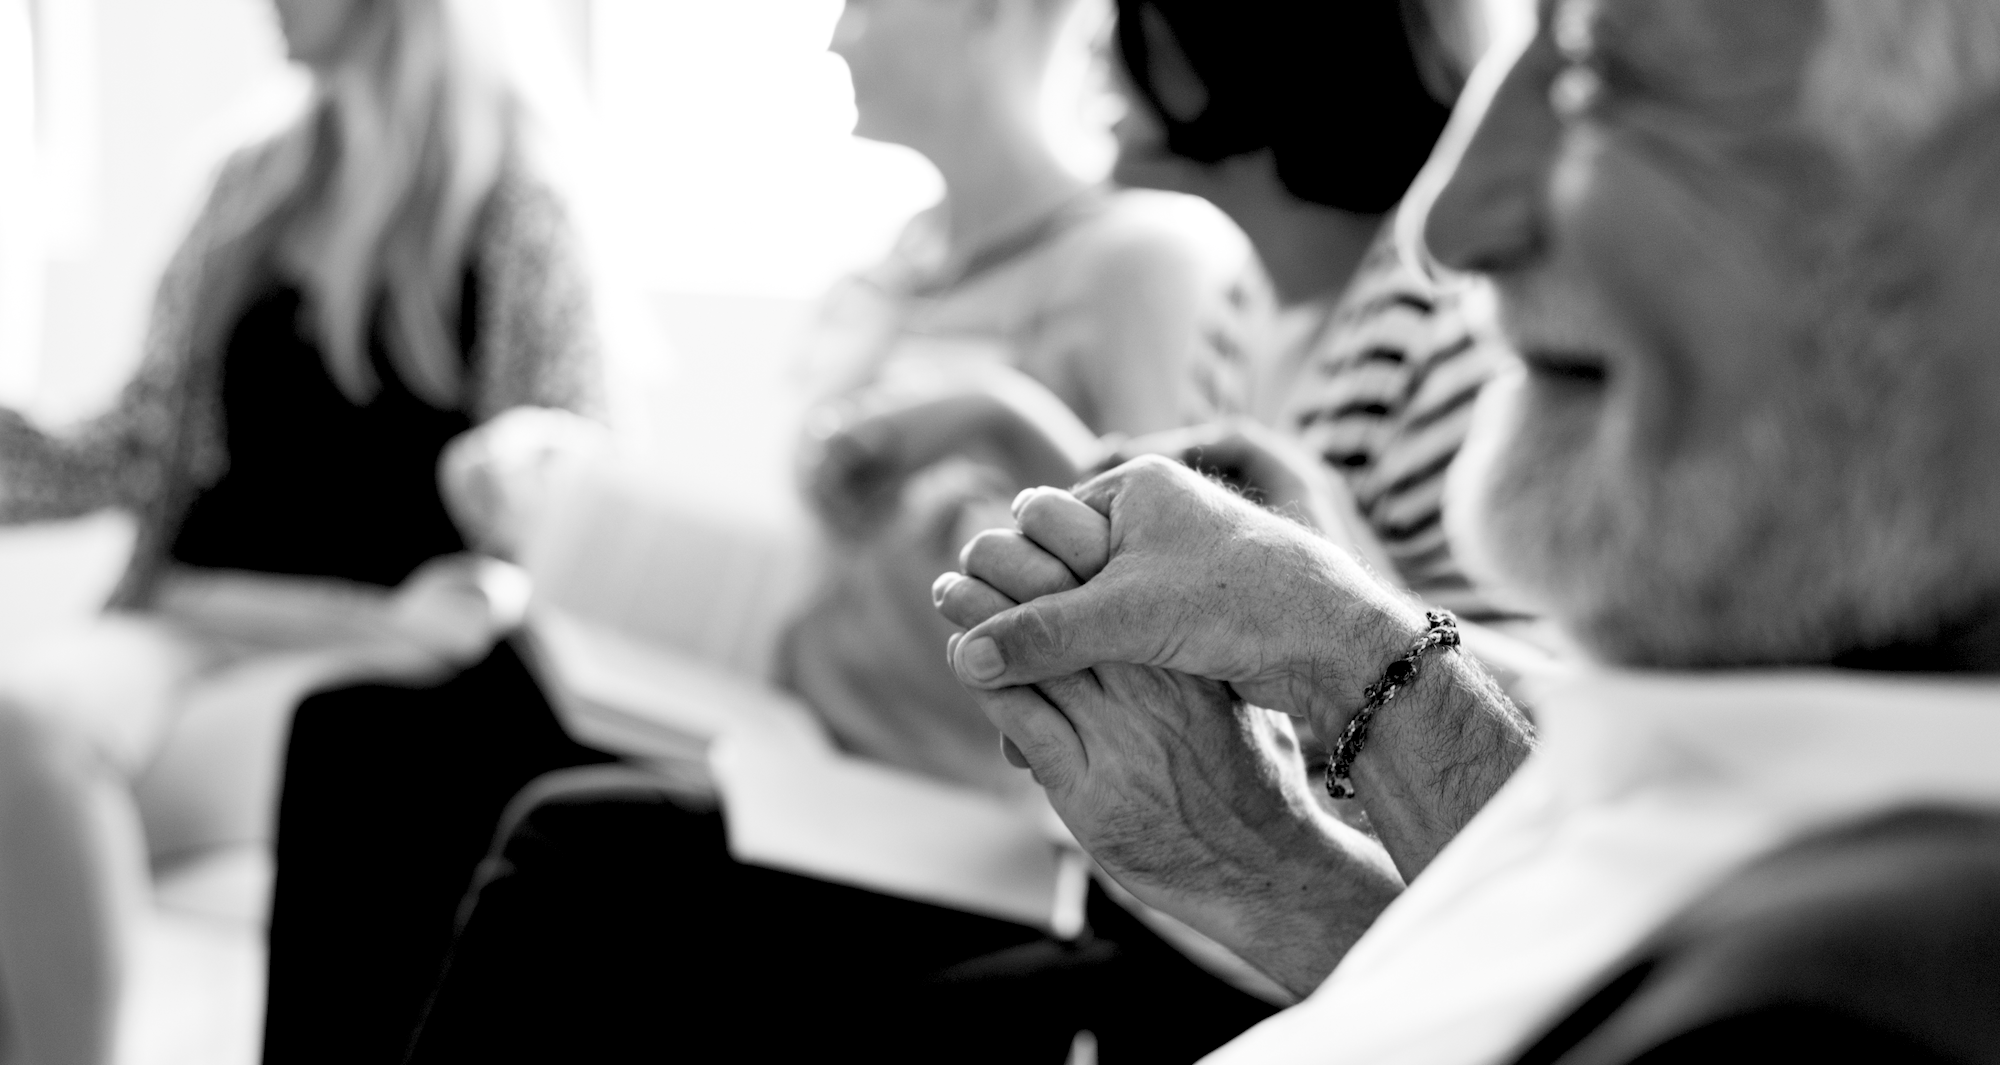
[1325,610,1461,800]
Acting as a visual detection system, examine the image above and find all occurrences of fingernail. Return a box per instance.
[931,571,960,607]
[946,632,961,666]
[1011,487,1040,518]
[959,637,1005,681]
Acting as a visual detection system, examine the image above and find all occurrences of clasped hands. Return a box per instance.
[931,458,1532,994]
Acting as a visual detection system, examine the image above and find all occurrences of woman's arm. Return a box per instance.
[801,364,1105,540]
[466,166,611,424]
[443,165,618,556]
[154,556,529,678]
[0,140,291,528]
[0,217,210,525]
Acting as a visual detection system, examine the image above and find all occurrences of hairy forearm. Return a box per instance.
[1349,651,1534,880]
[1184,815,1407,998]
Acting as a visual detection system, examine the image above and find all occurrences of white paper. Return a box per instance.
[524,457,817,682]
[711,726,1081,934]
[527,607,823,759]
[522,455,1086,934]
[528,607,1083,933]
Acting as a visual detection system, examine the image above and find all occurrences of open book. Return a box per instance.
[522,461,1086,935]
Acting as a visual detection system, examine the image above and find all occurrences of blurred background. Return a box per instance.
[0,0,1125,421]
[0,0,1122,635]
[0,3,1120,1061]
[0,2,1533,1061]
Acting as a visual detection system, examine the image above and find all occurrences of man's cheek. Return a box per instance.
[1444,367,1533,597]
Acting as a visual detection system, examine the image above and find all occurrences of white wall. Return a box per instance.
[1,0,46,404]
[19,0,941,428]
[589,0,942,300]
[34,0,299,423]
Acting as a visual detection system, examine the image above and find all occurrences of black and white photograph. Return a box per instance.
[0,0,1996,1062]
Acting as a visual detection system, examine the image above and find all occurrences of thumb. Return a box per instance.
[951,581,1147,689]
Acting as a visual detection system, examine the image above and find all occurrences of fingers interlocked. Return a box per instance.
[934,486,1109,632]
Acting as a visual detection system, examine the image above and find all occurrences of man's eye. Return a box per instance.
[1550,63,1606,121]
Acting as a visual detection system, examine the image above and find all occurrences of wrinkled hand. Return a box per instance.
[390,554,530,667]
[936,460,1533,877]
[800,366,1103,540]
[932,492,1400,994]
[939,457,1427,727]
[439,407,613,559]
[1103,420,1401,581]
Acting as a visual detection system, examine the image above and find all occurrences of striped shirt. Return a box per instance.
[1263,214,1509,620]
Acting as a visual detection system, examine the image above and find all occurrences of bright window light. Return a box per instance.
[589,0,943,300]
[587,0,1115,301]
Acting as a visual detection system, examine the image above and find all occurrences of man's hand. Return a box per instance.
[933,503,1402,995]
[935,460,1534,877]
[1104,420,1402,581]
[940,457,1421,724]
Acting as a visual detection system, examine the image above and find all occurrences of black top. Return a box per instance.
[169,274,477,587]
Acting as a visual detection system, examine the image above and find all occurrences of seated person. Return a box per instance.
[0,1,607,1063]
[782,0,1263,793]
[936,0,2000,1061]
[827,0,1523,629]
[1105,0,1511,620]
[397,1,1486,1062]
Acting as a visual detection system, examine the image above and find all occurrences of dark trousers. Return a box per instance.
[407,768,1279,1063]
[261,640,615,1065]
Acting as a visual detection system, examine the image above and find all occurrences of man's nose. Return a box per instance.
[1420,40,1560,277]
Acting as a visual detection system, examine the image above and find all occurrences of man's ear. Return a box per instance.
[1140,5,1209,123]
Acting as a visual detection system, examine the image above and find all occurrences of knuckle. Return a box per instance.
[1125,453,1179,480]
[935,579,973,621]
[1010,605,1072,662]
[1014,489,1062,530]
[957,528,1019,574]
[941,578,1006,626]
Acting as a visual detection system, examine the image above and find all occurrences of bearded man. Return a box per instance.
[933,1,2000,1061]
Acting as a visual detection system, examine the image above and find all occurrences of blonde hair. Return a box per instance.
[246,0,585,409]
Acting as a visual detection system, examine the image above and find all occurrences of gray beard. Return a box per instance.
[1443,366,1986,670]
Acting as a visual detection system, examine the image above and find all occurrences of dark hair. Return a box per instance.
[1115,0,1456,214]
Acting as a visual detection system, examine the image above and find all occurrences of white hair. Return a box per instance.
[1805,0,2000,168]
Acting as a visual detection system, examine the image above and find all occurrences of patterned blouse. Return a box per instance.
[0,134,607,607]
[1262,212,1513,621]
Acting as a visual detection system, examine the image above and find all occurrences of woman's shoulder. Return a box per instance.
[186,126,316,243]
[1060,188,1257,282]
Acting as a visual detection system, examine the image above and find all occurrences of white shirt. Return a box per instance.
[796,187,1263,432]
[1204,668,2000,1065]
